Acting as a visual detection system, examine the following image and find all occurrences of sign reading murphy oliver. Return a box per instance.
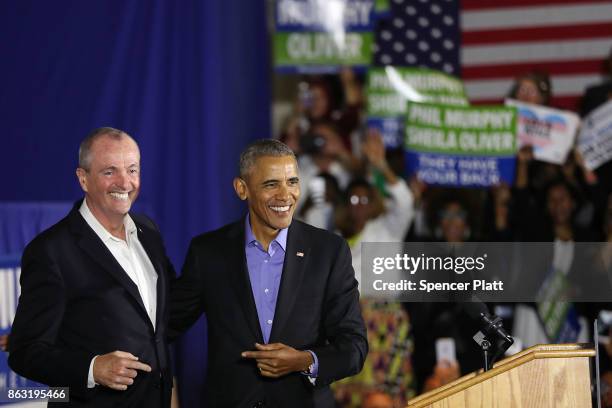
[274,0,375,73]
[405,102,518,187]
[367,67,468,148]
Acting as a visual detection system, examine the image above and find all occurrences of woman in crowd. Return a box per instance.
[507,70,552,106]
[333,131,417,407]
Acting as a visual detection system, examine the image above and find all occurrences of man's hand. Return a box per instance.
[0,334,8,352]
[241,343,313,378]
[93,351,152,391]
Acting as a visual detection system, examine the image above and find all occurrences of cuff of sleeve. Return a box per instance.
[87,356,99,389]
[387,177,410,196]
[301,350,319,380]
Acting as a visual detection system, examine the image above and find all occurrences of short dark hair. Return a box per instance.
[238,139,295,178]
[78,127,135,170]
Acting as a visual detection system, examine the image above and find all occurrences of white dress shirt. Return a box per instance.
[79,199,158,387]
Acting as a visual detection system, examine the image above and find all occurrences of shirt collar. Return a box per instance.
[79,198,137,242]
[244,213,288,252]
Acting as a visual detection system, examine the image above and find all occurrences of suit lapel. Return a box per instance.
[226,221,264,343]
[269,221,309,343]
[69,208,151,325]
[137,225,165,332]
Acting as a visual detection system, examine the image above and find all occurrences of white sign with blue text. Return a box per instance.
[505,99,580,165]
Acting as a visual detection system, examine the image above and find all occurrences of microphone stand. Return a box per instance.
[473,331,491,371]
[472,313,513,372]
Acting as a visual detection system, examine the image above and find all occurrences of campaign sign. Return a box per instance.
[0,255,43,406]
[405,102,518,187]
[577,100,612,171]
[505,99,579,165]
[367,67,468,148]
[373,0,390,17]
[274,0,375,73]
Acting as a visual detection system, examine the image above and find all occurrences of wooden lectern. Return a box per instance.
[407,344,596,408]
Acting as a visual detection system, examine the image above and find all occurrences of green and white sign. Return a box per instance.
[405,102,518,187]
[368,67,468,117]
[374,0,390,14]
[274,32,373,68]
[367,67,468,148]
[406,103,517,155]
[274,0,376,72]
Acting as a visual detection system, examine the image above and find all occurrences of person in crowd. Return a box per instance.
[168,139,367,407]
[302,68,364,147]
[506,68,583,213]
[507,71,552,106]
[296,121,360,212]
[8,128,175,407]
[512,151,600,242]
[485,183,513,241]
[408,194,484,393]
[332,131,417,407]
[543,178,599,241]
[334,131,415,286]
[297,172,342,231]
[511,142,604,237]
[281,68,364,152]
[510,179,602,351]
[433,196,473,243]
[581,46,612,117]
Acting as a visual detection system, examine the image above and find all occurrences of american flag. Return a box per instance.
[373,0,612,111]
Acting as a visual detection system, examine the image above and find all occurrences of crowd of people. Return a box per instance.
[278,50,612,407]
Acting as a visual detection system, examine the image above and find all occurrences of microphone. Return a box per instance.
[464,300,514,371]
[464,302,514,345]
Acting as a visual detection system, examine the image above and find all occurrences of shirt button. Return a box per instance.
[267,320,272,325]
[264,288,269,294]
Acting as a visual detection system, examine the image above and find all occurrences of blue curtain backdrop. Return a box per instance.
[0,1,270,405]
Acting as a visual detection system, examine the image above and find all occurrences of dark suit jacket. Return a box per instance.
[580,80,612,117]
[8,201,174,408]
[169,219,367,408]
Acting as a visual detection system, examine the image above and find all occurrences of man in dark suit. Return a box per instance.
[580,47,612,117]
[169,139,367,408]
[8,127,174,407]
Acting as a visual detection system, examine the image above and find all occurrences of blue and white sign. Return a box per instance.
[404,102,518,188]
[506,99,579,165]
[578,99,612,171]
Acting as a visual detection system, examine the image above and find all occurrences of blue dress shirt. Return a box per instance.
[244,215,318,377]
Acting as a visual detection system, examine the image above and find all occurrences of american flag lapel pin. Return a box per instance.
[296,252,304,257]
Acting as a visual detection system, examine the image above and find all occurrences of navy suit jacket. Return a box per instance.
[9,201,174,407]
[169,219,367,408]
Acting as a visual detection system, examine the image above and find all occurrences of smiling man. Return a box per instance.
[169,139,367,408]
[9,127,174,407]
